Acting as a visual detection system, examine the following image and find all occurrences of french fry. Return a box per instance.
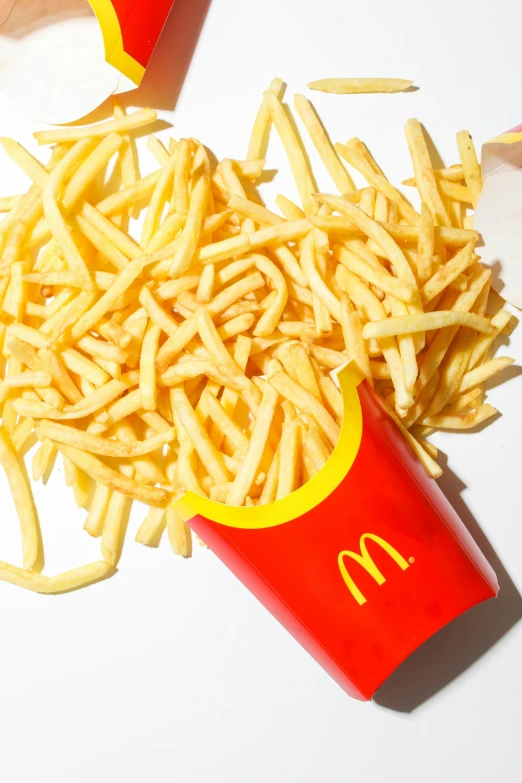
[294,95,355,193]
[141,146,178,248]
[0,427,41,571]
[166,504,192,558]
[227,379,279,506]
[169,144,210,276]
[36,420,173,457]
[84,482,112,537]
[456,131,482,208]
[172,387,230,485]
[308,78,413,94]
[247,77,285,160]
[135,506,166,547]
[54,444,170,505]
[0,560,115,594]
[457,357,515,395]
[404,119,451,227]
[264,91,316,215]
[139,320,161,411]
[339,292,371,384]
[276,419,299,499]
[101,473,133,567]
[43,140,96,290]
[362,311,491,339]
[422,404,497,429]
[34,108,157,145]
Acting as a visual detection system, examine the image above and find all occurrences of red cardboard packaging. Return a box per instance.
[173,364,498,700]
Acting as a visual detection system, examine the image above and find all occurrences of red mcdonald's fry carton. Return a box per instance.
[172,363,498,701]
[0,0,176,123]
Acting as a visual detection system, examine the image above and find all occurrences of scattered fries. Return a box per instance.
[0,77,516,595]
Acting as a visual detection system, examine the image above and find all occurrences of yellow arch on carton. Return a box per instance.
[171,362,364,530]
[88,0,146,85]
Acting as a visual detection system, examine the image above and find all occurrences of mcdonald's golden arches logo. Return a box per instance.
[338,534,411,606]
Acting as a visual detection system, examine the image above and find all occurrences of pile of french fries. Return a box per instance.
[0,78,515,594]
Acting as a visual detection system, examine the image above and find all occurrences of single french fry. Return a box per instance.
[34,108,157,145]
[247,77,285,160]
[294,94,355,193]
[404,119,451,226]
[417,203,435,284]
[456,130,482,208]
[141,146,178,248]
[84,482,112,537]
[276,419,299,499]
[362,310,491,339]
[169,144,210,276]
[339,291,371,383]
[139,320,161,411]
[101,468,133,567]
[37,420,173,458]
[227,379,279,506]
[264,90,316,215]
[0,427,41,571]
[43,140,96,290]
[166,504,192,558]
[135,506,166,547]
[308,78,413,94]
[0,560,115,594]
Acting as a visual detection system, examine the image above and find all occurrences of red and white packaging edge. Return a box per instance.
[0,0,175,124]
[475,125,522,310]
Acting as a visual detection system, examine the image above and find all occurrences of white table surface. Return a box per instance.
[1,0,522,780]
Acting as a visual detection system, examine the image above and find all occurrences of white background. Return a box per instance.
[1,0,522,780]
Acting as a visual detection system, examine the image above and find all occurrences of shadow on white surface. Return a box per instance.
[373,461,522,712]
[128,0,213,112]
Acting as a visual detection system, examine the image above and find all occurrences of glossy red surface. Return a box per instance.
[186,381,498,700]
[111,0,176,67]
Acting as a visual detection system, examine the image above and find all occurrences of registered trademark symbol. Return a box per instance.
[408,557,415,563]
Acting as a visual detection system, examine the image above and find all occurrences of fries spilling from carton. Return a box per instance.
[0,79,516,596]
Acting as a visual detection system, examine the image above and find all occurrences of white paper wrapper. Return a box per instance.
[475,124,522,310]
[0,0,139,123]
